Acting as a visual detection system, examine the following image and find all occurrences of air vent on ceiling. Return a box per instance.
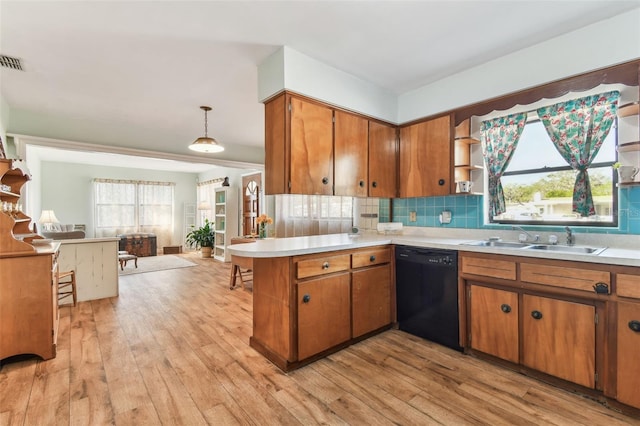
[0,55,24,71]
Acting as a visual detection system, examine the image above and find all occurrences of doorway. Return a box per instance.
[242,172,262,236]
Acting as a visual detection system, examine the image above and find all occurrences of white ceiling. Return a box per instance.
[2,1,639,171]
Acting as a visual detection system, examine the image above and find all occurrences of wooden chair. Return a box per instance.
[58,270,77,307]
[229,237,256,290]
[229,255,253,290]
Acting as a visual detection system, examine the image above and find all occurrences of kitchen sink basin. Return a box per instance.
[461,241,531,248]
[524,245,607,255]
[460,240,607,255]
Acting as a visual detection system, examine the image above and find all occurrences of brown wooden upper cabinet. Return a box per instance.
[264,92,397,197]
[368,121,397,198]
[399,115,452,197]
[334,110,369,197]
[264,93,334,195]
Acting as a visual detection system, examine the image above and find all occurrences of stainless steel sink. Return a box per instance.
[461,241,531,248]
[460,240,607,255]
[524,245,607,255]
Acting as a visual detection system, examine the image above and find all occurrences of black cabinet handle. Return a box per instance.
[629,320,640,332]
[438,179,445,186]
[322,262,329,270]
[369,255,376,262]
[531,310,543,320]
[359,180,365,188]
[372,181,378,188]
[501,304,511,313]
[593,282,609,294]
[322,177,329,185]
[302,294,311,303]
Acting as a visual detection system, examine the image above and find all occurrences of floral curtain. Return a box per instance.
[481,112,528,217]
[536,91,619,217]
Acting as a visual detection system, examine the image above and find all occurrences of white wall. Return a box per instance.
[258,9,640,125]
[258,46,398,122]
[0,94,9,157]
[398,8,640,122]
[40,161,198,244]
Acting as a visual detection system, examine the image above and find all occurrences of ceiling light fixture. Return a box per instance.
[189,106,224,153]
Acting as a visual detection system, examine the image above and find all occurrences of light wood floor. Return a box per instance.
[1,252,639,425]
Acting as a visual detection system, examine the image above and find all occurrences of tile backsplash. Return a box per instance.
[385,186,640,235]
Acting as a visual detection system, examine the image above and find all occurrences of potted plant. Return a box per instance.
[186,218,215,258]
[613,162,639,183]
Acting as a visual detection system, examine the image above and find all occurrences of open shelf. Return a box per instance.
[618,102,639,118]
[454,137,480,145]
[618,141,640,153]
[454,165,484,171]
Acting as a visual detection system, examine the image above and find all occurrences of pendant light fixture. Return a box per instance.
[189,106,224,153]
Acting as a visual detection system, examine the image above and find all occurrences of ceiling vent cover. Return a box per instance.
[0,55,24,71]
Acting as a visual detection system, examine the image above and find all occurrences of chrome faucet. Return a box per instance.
[565,226,575,246]
[512,226,539,243]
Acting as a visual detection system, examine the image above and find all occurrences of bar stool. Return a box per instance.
[58,270,77,307]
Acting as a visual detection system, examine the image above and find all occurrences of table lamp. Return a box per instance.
[39,210,59,231]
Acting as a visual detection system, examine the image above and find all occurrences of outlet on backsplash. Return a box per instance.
[409,211,417,222]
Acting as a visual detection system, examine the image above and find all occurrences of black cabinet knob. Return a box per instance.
[593,282,609,294]
[438,179,445,186]
[369,255,376,262]
[629,320,640,332]
[531,310,543,320]
[372,181,378,188]
[322,177,329,185]
[302,294,311,303]
[501,304,511,313]
[322,262,329,270]
[359,180,365,187]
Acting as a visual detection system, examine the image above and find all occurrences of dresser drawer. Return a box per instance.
[617,274,640,299]
[521,263,610,293]
[461,255,516,280]
[352,248,391,269]
[296,254,351,279]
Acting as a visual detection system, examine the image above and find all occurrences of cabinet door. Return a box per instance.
[290,97,334,195]
[469,285,519,363]
[297,273,351,360]
[522,294,595,388]
[399,115,451,197]
[617,301,640,409]
[352,265,391,338]
[334,110,368,197]
[264,93,287,195]
[368,121,397,198]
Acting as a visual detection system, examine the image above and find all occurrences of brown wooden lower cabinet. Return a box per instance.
[352,264,391,338]
[297,273,351,360]
[617,301,640,409]
[250,245,393,371]
[522,294,596,389]
[469,284,519,363]
[461,252,640,415]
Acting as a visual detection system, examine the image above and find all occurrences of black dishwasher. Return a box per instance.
[395,245,461,351]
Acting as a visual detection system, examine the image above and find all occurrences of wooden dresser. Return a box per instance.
[0,159,60,363]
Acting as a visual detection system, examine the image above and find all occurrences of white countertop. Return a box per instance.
[227,233,640,267]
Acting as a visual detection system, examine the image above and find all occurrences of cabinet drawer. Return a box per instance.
[521,263,610,293]
[461,256,516,280]
[352,248,391,269]
[617,274,640,299]
[296,254,351,279]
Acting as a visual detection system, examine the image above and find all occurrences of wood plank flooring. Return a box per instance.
[1,252,639,425]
